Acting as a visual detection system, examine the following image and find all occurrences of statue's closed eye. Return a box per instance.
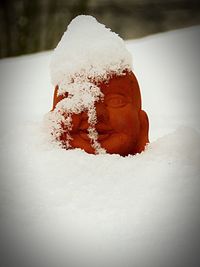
[105,94,128,108]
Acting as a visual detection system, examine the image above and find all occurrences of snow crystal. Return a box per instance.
[48,15,132,152]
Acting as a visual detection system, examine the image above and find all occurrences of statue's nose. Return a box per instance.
[81,101,109,123]
[95,101,109,123]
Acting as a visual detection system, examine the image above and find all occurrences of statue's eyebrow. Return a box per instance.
[105,92,126,97]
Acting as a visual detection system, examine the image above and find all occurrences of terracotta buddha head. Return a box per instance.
[46,15,149,156]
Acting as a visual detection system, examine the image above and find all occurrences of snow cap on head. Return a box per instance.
[50,15,132,93]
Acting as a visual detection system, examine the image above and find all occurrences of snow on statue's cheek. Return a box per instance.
[46,81,106,154]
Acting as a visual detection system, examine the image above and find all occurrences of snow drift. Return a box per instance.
[0,25,200,267]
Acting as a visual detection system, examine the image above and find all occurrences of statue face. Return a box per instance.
[52,71,149,156]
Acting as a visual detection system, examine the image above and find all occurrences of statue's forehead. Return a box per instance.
[99,75,135,97]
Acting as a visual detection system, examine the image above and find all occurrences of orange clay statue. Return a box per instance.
[47,15,149,156]
[51,70,149,156]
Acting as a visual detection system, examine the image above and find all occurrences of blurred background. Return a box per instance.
[0,0,200,58]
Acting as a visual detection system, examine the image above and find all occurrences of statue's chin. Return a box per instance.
[68,133,138,156]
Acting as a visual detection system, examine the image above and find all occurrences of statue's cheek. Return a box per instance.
[71,114,82,133]
[108,105,139,133]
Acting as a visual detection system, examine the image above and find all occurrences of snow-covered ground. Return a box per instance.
[0,26,200,267]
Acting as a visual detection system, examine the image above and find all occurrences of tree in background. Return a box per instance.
[0,0,200,58]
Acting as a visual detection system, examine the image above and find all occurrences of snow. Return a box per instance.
[0,25,200,267]
[50,15,132,88]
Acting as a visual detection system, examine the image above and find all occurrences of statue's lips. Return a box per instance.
[79,129,113,141]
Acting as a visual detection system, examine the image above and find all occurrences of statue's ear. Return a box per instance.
[136,110,149,153]
[52,85,59,111]
[51,85,68,111]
